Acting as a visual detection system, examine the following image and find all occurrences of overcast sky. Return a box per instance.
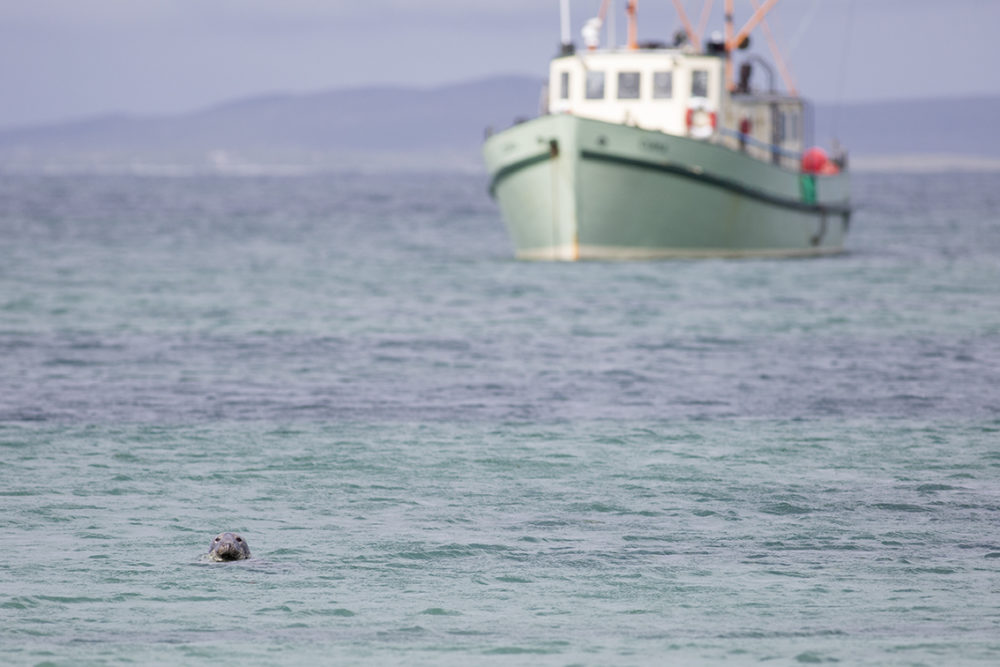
[1,0,997,128]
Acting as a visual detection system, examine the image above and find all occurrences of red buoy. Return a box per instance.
[801,147,840,175]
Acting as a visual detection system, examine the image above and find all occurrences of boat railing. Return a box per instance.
[717,126,801,168]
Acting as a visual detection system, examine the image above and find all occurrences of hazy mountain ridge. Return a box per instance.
[1,76,996,171]
[0,77,543,171]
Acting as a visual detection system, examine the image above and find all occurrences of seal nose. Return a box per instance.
[209,532,249,561]
[216,543,239,560]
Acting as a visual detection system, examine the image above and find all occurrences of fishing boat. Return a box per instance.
[483,0,851,260]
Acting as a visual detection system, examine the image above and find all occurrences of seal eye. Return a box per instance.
[214,537,220,541]
[235,537,242,542]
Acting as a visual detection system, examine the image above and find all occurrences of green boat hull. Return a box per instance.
[483,114,851,260]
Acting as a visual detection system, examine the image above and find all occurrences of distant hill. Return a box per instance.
[0,75,997,171]
[0,76,545,171]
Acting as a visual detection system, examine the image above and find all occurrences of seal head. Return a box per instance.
[208,532,251,561]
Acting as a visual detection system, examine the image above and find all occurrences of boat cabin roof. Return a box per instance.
[546,47,807,168]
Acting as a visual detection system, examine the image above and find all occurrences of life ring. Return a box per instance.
[686,97,717,139]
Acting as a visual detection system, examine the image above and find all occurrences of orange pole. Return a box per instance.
[627,0,638,50]
[671,0,702,51]
[696,0,715,41]
[750,0,797,94]
[724,0,734,90]
[727,0,781,51]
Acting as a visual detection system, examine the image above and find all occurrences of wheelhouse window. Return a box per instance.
[586,71,606,99]
[691,69,709,98]
[787,110,799,141]
[559,72,570,100]
[617,71,640,99]
[653,71,673,99]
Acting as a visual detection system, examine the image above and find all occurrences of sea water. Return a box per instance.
[1,170,998,665]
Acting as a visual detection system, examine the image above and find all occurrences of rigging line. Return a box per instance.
[727,0,780,52]
[749,0,797,95]
[832,0,857,141]
[696,0,715,41]
[671,0,701,51]
[597,0,612,48]
[784,0,821,57]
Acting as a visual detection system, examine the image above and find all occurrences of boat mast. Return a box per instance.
[696,0,716,40]
[724,0,735,90]
[626,0,638,50]
[728,0,781,50]
[671,0,702,51]
[560,0,572,51]
[724,0,782,91]
[608,0,616,48]
[750,0,797,94]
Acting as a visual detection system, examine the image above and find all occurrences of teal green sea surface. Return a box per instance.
[1,171,999,664]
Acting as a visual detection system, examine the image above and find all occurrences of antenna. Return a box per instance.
[560,0,572,49]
